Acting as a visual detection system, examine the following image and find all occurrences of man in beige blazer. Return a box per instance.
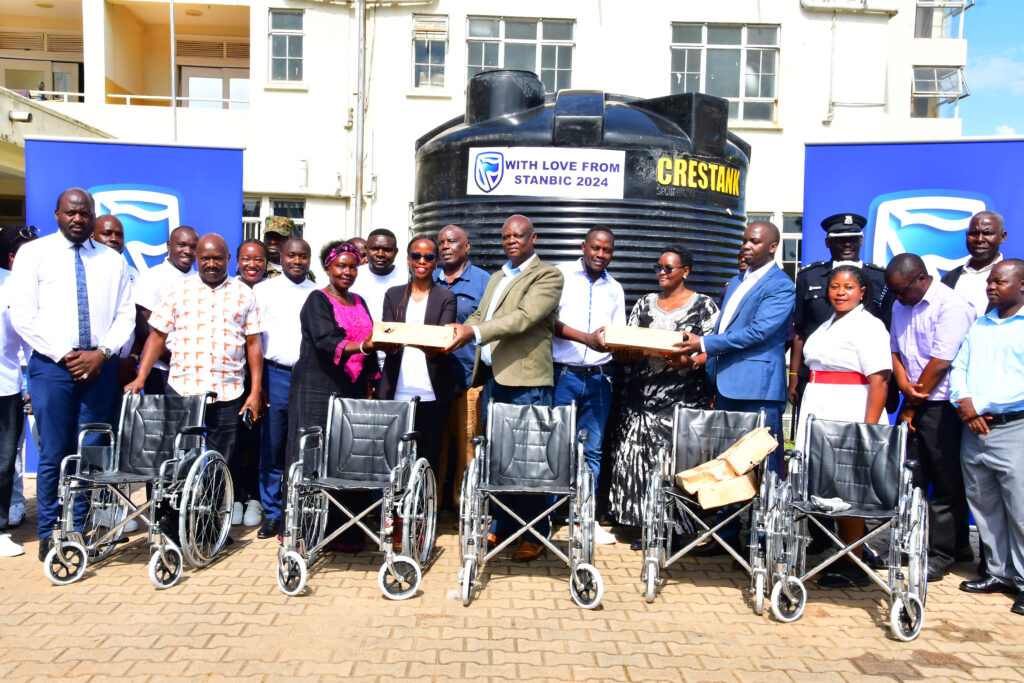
[449,214,563,560]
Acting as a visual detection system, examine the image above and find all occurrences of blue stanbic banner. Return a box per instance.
[803,139,1024,274]
[25,137,243,273]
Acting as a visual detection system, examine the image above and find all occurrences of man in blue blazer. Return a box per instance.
[677,221,795,473]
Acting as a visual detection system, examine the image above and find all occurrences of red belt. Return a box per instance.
[809,370,868,385]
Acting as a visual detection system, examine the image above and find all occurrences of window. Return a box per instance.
[915,0,972,39]
[467,17,574,93]
[780,213,803,280]
[412,15,447,89]
[180,66,249,109]
[670,23,779,122]
[242,198,305,240]
[911,66,968,118]
[269,9,303,82]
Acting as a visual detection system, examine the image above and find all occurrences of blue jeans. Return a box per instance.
[259,364,291,521]
[28,352,119,539]
[480,367,554,543]
[553,364,613,483]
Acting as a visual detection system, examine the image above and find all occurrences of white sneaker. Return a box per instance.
[0,533,24,557]
[593,523,617,545]
[8,503,25,528]
[243,499,263,527]
[231,501,243,526]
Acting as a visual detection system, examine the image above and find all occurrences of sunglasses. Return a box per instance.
[409,251,437,263]
[889,273,925,297]
[653,264,683,274]
[18,225,38,241]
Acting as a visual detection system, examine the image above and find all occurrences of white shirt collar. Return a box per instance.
[964,254,1003,275]
[742,260,774,284]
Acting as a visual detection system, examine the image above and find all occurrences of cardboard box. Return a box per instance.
[697,470,758,509]
[371,321,455,349]
[720,427,777,476]
[602,325,689,357]
[676,459,735,495]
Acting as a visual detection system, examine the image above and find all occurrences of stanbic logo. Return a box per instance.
[90,185,183,275]
[473,151,504,193]
[866,190,991,275]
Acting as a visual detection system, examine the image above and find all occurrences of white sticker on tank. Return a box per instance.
[467,147,625,199]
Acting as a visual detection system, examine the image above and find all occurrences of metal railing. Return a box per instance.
[105,93,250,107]
[23,89,84,103]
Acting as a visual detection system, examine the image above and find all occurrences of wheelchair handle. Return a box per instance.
[904,459,920,473]
[471,435,487,445]
[401,431,421,442]
[177,426,208,437]
[79,422,113,431]
[299,425,323,438]
[783,448,801,461]
[578,429,590,443]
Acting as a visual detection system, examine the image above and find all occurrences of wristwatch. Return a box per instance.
[99,346,114,359]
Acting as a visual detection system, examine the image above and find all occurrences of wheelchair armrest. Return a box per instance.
[471,435,487,446]
[79,422,112,432]
[578,429,590,444]
[401,431,421,442]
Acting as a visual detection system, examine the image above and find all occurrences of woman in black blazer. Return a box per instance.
[378,236,458,472]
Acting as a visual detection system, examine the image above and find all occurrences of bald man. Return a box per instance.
[943,210,1008,316]
[128,234,264,510]
[10,188,134,558]
[950,259,1024,614]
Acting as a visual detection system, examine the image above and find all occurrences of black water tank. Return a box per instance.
[412,69,751,304]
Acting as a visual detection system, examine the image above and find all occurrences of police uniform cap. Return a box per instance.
[821,213,866,238]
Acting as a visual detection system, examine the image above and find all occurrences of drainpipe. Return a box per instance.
[353,0,366,237]
[170,0,177,141]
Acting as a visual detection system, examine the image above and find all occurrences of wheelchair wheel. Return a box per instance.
[148,546,183,589]
[378,556,421,601]
[889,593,924,641]
[643,558,658,604]
[277,550,308,596]
[296,489,328,558]
[404,461,437,566]
[570,562,604,610]
[70,486,129,562]
[459,460,478,562]
[753,570,766,616]
[179,452,232,568]
[906,488,929,606]
[770,576,806,623]
[43,542,88,586]
[460,558,476,606]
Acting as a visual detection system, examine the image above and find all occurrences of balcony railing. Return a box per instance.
[106,94,250,109]
[19,89,84,103]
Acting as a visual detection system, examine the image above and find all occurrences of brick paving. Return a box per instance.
[2,480,1023,682]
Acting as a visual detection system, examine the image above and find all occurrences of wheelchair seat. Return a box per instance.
[478,404,574,494]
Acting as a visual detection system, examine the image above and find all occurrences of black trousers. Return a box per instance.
[0,393,23,531]
[909,400,968,568]
[413,399,452,474]
[168,388,245,499]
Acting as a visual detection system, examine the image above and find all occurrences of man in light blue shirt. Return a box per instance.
[949,259,1024,614]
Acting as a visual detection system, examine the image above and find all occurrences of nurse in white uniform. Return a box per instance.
[795,264,893,588]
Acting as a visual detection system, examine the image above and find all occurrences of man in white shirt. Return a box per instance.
[253,238,315,539]
[0,224,37,557]
[351,228,407,371]
[133,225,198,393]
[942,210,1007,316]
[10,188,135,559]
[553,227,625,545]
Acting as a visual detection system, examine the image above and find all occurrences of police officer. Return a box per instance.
[788,213,893,408]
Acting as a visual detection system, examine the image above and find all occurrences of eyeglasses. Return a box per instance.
[409,251,436,263]
[889,273,924,297]
[653,264,683,274]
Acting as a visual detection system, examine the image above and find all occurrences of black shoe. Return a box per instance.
[927,560,950,582]
[1012,592,1024,616]
[37,537,53,562]
[959,576,1017,595]
[817,562,870,588]
[257,518,281,539]
[955,546,975,563]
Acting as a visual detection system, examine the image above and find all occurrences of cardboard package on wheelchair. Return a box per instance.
[719,427,777,476]
[601,325,688,357]
[371,321,455,349]
[676,458,735,494]
[697,470,758,509]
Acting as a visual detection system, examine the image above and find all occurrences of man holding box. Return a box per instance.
[553,226,625,545]
[448,214,564,561]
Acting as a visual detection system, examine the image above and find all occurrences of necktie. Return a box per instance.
[74,243,91,349]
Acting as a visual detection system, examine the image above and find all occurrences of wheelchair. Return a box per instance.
[765,415,927,640]
[276,396,437,599]
[640,406,774,611]
[458,400,604,609]
[44,392,232,589]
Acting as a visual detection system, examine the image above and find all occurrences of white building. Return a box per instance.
[0,0,970,278]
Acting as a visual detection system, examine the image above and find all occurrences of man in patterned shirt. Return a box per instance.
[127,234,264,503]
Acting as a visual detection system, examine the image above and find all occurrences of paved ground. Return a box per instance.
[3,481,1023,682]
